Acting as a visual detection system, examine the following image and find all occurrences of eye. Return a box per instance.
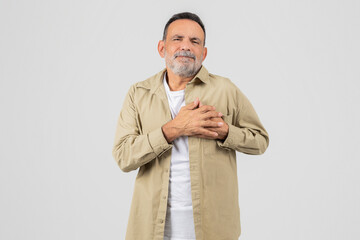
[173,38,180,41]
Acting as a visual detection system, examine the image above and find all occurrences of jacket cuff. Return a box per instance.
[147,127,173,157]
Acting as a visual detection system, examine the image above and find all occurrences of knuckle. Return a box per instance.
[201,105,210,111]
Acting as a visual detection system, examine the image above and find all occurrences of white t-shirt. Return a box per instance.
[163,73,196,240]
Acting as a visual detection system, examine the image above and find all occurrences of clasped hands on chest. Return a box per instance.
[161,97,229,143]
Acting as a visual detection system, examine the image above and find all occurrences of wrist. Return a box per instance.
[162,120,181,143]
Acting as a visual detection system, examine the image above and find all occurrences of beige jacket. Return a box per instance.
[112,65,269,240]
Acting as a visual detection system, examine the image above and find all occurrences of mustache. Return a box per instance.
[173,51,196,60]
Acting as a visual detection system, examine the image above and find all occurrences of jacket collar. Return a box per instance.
[136,65,210,95]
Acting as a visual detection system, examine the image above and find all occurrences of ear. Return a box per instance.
[158,40,165,58]
[202,47,208,62]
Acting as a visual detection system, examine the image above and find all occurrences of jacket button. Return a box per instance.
[160,219,164,223]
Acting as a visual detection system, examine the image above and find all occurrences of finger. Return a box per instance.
[200,120,224,128]
[199,129,219,138]
[187,97,200,110]
[208,116,223,122]
[201,110,223,120]
[195,105,216,114]
[205,127,223,132]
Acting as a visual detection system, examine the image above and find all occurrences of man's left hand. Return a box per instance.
[194,101,229,140]
[205,116,229,140]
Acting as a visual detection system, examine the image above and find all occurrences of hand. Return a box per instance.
[194,101,229,141]
[162,97,223,142]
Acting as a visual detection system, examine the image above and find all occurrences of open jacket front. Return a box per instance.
[112,66,270,240]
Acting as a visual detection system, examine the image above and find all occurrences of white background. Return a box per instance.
[1,0,359,239]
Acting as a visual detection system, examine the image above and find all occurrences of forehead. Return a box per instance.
[167,19,204,40]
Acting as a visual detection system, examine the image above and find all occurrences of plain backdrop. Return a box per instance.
[1,0,359,239]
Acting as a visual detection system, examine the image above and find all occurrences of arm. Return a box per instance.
[112,84,173,172]
[216,87,270,155]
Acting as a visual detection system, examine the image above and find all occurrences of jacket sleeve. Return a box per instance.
[216,87,270,155]
[112,84,173,172]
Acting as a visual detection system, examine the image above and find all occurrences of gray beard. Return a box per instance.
[165,51,202,78]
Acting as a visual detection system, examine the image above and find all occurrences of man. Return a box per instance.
[112,12,269,240]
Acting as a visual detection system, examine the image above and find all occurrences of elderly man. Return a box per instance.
[112,12,269,240]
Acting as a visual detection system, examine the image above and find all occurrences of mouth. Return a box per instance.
[176,56,194,60]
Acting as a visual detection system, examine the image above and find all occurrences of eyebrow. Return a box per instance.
[171,34,184,39]
[190,37,201,43]
[171,35,202,43]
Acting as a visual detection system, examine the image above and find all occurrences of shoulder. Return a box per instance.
[206,70,251,110]
[123,68,165,98]
[123,69,166,106]
[207,71,240,97]
[208,72,235,87]
[133,69,166,90]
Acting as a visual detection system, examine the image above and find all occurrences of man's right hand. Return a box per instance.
[161,97,223,143]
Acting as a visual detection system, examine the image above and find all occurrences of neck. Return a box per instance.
[165,68,195,91]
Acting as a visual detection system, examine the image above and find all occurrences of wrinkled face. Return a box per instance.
[158,19,207,78]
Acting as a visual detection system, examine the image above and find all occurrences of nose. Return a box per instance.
[180,39,191,51]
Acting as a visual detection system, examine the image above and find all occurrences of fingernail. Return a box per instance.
[218,122,223,126]
[218,112,223,116]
